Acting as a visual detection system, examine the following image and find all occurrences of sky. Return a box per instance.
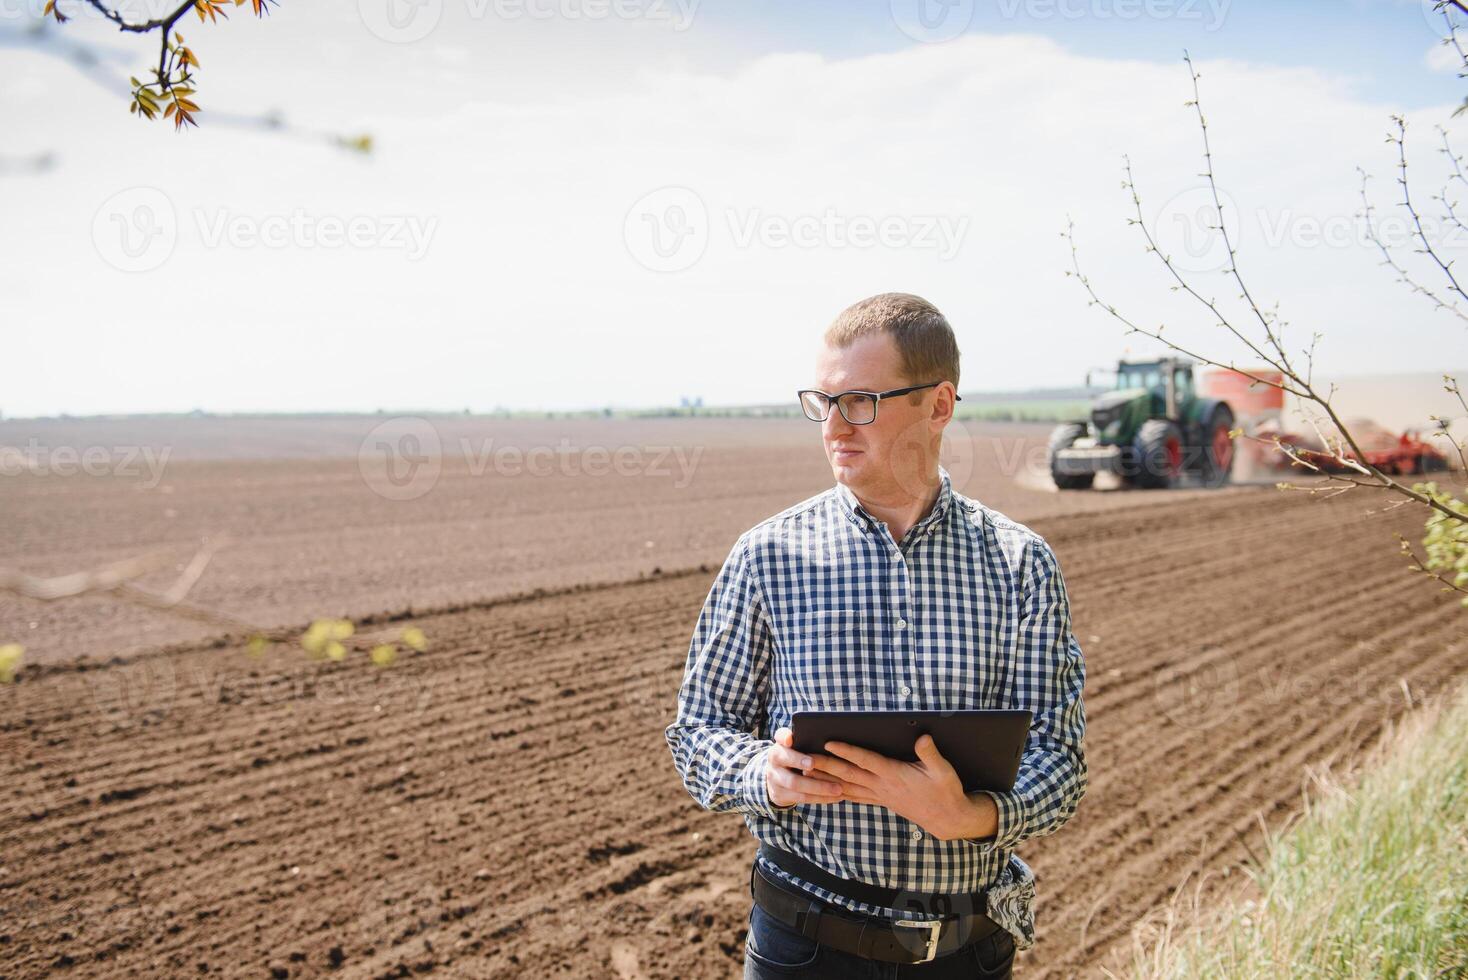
[3,0,1467,416]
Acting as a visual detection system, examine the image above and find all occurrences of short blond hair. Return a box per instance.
[824,292,961,397]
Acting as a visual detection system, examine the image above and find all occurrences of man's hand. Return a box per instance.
[765,726,846,808]
[814,734,999,841]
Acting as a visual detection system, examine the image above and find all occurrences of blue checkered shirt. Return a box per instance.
[664,465,1087,950]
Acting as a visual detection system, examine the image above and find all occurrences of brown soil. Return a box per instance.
[3,475,1462,978]
[0,418,1232,666]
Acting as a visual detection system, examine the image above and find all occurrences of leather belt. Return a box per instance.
[749,852,1001,965]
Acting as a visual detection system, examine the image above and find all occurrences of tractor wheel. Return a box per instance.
[1198,404,1236,488]
[1130,418,1184,489]
[1047,422,1094,490]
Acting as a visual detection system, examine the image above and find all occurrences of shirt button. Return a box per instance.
[899,685,912,697]
[896,618,907,630]
[910,829,922,841]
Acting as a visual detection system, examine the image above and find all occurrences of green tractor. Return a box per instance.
[1048,357,1236,490]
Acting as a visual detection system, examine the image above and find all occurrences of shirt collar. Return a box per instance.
[834,465,958,536]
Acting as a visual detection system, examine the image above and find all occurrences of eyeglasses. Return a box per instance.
[796,381,959,425]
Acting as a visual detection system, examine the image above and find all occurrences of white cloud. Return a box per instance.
[1425,38,1464,71]
[3,26,1464,416]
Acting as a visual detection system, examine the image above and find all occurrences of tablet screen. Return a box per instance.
[790,708,1031,793]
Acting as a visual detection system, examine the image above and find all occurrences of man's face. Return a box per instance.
[811,332,951,499]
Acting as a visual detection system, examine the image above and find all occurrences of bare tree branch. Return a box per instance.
[1064,219,1464,522]
[1438,377,1468,474]
[1399,533,1468,597]
[76,0,194,33]
[1,20,371,155]
[1063,50,1468,537]
[43,0,281,129]
[1429,0,1468,113]
[1179,52,1303,380]
[1360,166,1468,323]
[1388,114,1468,310]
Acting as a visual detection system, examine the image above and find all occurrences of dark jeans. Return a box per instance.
[742,891,1016,979]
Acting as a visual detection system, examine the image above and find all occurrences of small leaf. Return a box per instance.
[370,644,397,667]
[401,627,427,653]
[301,620,332,655]
[0,644,23,684]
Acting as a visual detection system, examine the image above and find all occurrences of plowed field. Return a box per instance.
[4,439,1461,978]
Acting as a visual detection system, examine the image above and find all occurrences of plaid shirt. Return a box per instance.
[663,465,1088,950]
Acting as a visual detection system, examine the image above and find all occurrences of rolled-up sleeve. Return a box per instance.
[665,534,790,820]
[967,535,1088,851]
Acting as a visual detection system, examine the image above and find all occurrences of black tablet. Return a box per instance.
[790,709,1032,793]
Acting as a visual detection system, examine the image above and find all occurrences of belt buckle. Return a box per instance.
[892,917,943,963]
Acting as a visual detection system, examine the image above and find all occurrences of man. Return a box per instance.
[664,293,1088,978]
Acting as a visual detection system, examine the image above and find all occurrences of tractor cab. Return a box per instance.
[1111,358,1196,417]
[1114,360,1163,391]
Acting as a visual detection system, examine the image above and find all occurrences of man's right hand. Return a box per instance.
[765,726,845,808]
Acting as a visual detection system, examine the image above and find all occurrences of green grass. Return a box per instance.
[953,400,1090,423]
[1112,680,1468,980]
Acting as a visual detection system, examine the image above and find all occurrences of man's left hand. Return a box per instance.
[812,735,998,841]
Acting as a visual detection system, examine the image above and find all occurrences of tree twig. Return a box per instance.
[1064,49,1468,533]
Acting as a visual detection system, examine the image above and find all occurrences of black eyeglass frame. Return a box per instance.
[795,381,961,425]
